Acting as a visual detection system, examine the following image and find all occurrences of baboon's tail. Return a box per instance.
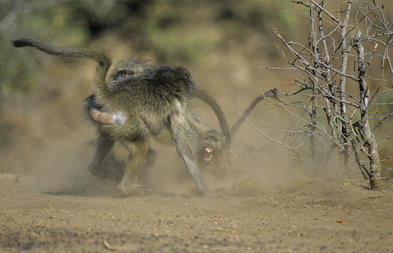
[12,38,110,66]
[12,37,111,92]
[194,88,231,148]
[230,88,278,137]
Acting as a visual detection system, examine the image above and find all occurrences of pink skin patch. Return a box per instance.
[204,147,214,162]
[89,108,113,124]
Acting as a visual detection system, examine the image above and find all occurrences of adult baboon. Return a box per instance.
[83,59,232,182]
[12,38,230,195]
[89,87,278,175]
[84,58,277,169]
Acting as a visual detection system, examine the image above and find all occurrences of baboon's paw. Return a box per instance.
[118,181,149,197]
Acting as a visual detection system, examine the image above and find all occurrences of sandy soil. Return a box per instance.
[1,168,393,253]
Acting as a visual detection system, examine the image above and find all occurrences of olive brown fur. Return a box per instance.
[12,37,231,195]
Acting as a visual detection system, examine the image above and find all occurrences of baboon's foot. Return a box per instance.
[118,181,149,196]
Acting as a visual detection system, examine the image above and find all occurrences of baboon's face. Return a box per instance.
[202,136,219,162]
[108,60,149,82]
[197,130,225,166]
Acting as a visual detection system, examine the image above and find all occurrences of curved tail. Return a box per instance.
[230,88,278,137]
[193,88,231,149]
[12,38,111,93]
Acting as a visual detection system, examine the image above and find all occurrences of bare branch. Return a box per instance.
[372,112,393,133]
[266,0,391,188]
[309,0,341,25]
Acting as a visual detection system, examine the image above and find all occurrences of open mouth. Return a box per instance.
[204,147,214,162]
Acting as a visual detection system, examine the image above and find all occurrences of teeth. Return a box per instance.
[205,147,213,153]
[204,147,214,162]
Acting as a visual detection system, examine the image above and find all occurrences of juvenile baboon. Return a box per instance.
[195,88,278,170]
[12,38,230,195]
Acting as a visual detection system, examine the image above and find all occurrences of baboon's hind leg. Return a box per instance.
[138,148,157,185]
[88,133,115,179]
[118,140,151,196]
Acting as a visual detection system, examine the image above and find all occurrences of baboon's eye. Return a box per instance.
[116,70,127,79]
[116,70,135,80]
[206,136,219,142]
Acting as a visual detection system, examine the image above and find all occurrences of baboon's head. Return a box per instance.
[197,130,225,166]
[108,59,149,82]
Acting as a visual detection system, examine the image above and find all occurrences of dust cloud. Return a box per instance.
[0,38,364,199]
[1,105,351,198]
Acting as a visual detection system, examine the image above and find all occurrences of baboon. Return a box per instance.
[12,38,230,195]
[84,59,277,169]
[88,87,278,177]
[83,59,232,182]
[195,88,278,170]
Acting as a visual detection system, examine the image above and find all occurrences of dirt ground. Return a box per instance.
[1,166,393,253]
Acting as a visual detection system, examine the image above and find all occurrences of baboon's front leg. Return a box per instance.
[118,140,150,196]
[170,112,207,194]
[88,133,115,178]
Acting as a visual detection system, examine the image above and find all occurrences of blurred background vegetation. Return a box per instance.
[0,0,302,173]
[0,0,298,105]
[0,0,392,177]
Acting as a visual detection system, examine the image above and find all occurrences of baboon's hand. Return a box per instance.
[89,109,113,124]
